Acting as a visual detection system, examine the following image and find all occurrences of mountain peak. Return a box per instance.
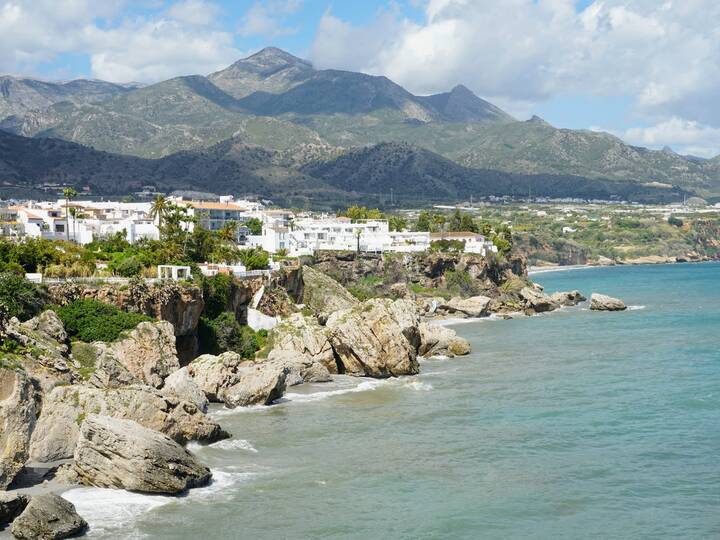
[527,115,551,126]
[422,84,514,123]
[238,47,312,71]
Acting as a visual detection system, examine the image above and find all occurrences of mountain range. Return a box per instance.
[1,47,719,204]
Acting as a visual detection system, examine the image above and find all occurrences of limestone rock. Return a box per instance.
[269,314,336,372]
[301,266,359,322]
[187,352,244,402]
[520,286,559,313]
[10,494,86,540]
[72,415,211,494]
[326,298,420,378]
[439,295,491,318]
[418,323,471,357]
[111,321,180,388]
[162,367,209,413]
[222,362,288,407]
[549,290,587,307]
[0,368,36,489]
[0,492,29,527]
[266,349,332,386]
[29,384,227,462]
[590,293,627,311]
[86,342,140,389]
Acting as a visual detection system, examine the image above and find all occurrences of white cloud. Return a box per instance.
[309,0,720,128]
[238,0,302,37]
[0,0,240,82]
[624,118,720,158]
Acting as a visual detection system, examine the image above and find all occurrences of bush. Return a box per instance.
[202,274,234,320]
[0,273,46,321]
[55,299,152,342]
[430,239,465,253]
[198,312,266,358]
[445,269,481,297]
[238,247,269,270]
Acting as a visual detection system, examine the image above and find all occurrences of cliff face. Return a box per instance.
[512,234,591,266]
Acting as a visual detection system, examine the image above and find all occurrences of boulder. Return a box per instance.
[10,494,86,540]
[266,349,332,386]
[0,368,36,489]
[29,384,227,462]
[72,415,211,494]
[300,266,359,322]
[222,362,288,407]
[269,314,336,373]
[549,290,587,307]
[590,293,627,311]
[111,321,180,388]
[520,286,559,313]
[418,323,471,357]
[0,492,29,527]
[162,367,209,413]
[187,352,245,402]
[326,299,421,378]
[439,296,491,318]
[85,342,140,389]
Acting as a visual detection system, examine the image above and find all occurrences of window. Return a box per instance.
[55,224,65,233]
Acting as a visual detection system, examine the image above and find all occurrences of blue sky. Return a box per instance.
[2,0,720,157]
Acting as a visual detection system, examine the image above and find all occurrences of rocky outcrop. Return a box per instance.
[0,368,36,489]
[72,415,211,494]
[162,367,209,413]
[10,494,86,540]
[4,311,78,393]
[439,295,491,317]
[111,321,180,388]
[187,352,245,402]
[300,266,359,322]
[268,314,336,372]
[0,492,29,527]
[86,342,140,389]
[29,384,227,462]
[590,293,627,311]
[326,299,421,378]
[519,286,559,313]
[549,290,586,306]
[265,350,332,386]
[418,323,471,357]
[222,362,288,407]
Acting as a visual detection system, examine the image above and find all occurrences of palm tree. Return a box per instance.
[218,221,239,244]
[149,195,168,237]
[62,187,77,242]
[355,228,363,253]
[68,207,78,242]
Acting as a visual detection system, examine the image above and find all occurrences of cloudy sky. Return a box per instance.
[2,0,719,157]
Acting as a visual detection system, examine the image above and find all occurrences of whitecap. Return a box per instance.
[283,379,386,403]
[402,380,433,391]
[627,305,646,311]
[209,439,258,453]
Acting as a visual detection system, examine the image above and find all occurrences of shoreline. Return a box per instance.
[528,257,719,276]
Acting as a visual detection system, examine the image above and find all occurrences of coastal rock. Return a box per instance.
[222,362,288,407]
[10,494,86,540]
[623,255,674,265]
[595,256,615,266]
[326,298,420,378]
[162,367,209,413]
[590,293,627,311]
[266,349,332,386]
[439,295,491,318]
[72,415,211,494]
[520,286,559,313]
[29,384,227,462]
[269,314,336,372]
[549,290,587,307]
[187,352,244,402]
[86,342,140,388]
[111,321,180,388]
[0,492,29,527]
[0,368,36,490]
[418,323,471,357]
[300,266,359,322]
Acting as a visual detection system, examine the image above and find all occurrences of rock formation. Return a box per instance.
[110,321,180,388]
[162,367,209,413]
[0,368,36,489]
[265,350,332,386]
[0,492,29,527]
[590,293,627,311]
[187,352,245,402]
[300,265,359,322]
[72,415,211,494]
[418,323,471,357]
[10,494,86,540]
[519,286,559,313]
[222,362,289,407]
[439,295,491,317]
[549,290,586,306]
[29,384,227,462]
[268,314,336,372]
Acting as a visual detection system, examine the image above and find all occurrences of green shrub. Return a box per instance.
[202,274,234,320]
[0,272,46,321]
[55,299,151,342]
[430,239,465,253]
[445,269,481,297]
[198,312,266,359]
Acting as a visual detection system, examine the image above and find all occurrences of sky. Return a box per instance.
[1,0,720,158]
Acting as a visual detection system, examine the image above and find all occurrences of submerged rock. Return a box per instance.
[549,290,587,307]
[326,298,420,378]
[29,384,227,462]
[0,492,29,527]
[418,323,471,357]
[590,293,627,311]
[10,493,86,540]
[72,415,211,494]
[0,368,36,489]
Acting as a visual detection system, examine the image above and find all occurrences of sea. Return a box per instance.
[62,262,720,539]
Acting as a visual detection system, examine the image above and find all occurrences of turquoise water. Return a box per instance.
[65,263,720,539]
